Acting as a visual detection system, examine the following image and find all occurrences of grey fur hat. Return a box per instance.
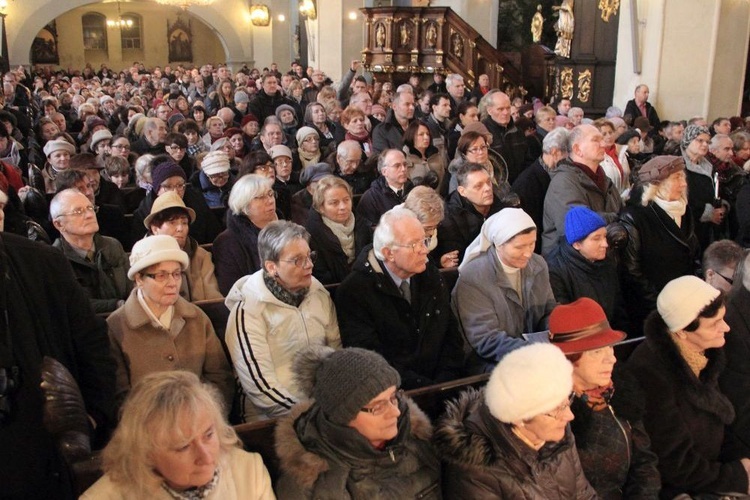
[293,346,401,425]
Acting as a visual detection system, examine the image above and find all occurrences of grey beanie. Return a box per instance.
[681,124,710,151]
[294,346,401,425]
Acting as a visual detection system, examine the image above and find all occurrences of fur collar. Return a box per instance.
[642,312,735,424]
[274,398,433,490]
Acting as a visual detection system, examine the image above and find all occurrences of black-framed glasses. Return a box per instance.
[715,270,734,285]
[392,238,431,253]
[278,251,317,268]
[360,389,403,416]
[55,205,99,218]
[544,392,575,420]
[143,270,183,282]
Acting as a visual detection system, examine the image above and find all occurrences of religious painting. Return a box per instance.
[31,22,59,65]
[167,17,192,63]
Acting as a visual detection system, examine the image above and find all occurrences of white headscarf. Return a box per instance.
[458,208,536,272]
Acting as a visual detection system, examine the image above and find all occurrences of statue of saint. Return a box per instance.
[400,23,410,47]
[376,23,386,48]
[531,5,544,43]
[553,0,575,58]
[425,23,437,48]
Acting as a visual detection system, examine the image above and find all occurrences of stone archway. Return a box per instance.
[10,0,252,67]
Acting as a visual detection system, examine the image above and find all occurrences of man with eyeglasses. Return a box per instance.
[50,189,131,313]
[131,159,221,246]
[131,117,167,156]
[335,207,464,389]
[356,149,414,229]
[326,140,375,194]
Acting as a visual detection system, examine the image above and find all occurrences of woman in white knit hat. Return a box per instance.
[435,343,597,498]
[107,234,234,409]
[452,207,556,373]
[195,150,235,208]
[41,137,76,193]
[626,275,750,498]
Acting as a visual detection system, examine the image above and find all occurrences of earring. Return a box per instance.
[274,271,279,278]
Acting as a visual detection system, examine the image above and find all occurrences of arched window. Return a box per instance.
[120,13,142,49]
[82,13,107,51]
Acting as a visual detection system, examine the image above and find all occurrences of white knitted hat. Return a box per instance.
[128,235,189,280]
[201,151,231,176]
[657,275,720,332]
[485,343,573,423]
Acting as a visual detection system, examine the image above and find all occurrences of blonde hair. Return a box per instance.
[101,371,239,495]
[403,185,445,225]
[641,176,687,207]
[312,175,352,212]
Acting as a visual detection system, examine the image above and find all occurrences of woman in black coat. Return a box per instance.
[306,175,370,285]
[212,174,278,295]
[620,156,700,336]
[626,275,750,498]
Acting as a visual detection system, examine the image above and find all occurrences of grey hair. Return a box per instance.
[568,107,584,117]
[542,127,570,154]
[142,117,162,136]
[228,174,274,216]
[258,220,310,264]
[49,188,86,219]
[337,140,361,157]
[134,154,154,183]
[478,89,502,121]
[445,73,464,88]
[373,207,419,260]
[396,83,413,95]
[710,133,731,150]
[605,106,623,118]
[377,149,404,174]
[403,186,445,225]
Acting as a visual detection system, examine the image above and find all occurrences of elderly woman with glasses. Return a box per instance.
[453,208,556,373]
[132,157,222,244]
[82,371,275,499]
[435,343,597,498]
[42,138,76,193]
[50,188,131,313]
[224,221,341,422]
[275,346,440,498]
[213,174,279,295]
[549,298,661,498]
[107,235,234,406]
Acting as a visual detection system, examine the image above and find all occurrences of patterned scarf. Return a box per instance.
[575,382,614,412]
[263,270,308,307]
[161,468,220,499]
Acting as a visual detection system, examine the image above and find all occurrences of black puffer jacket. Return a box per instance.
[625,312,749,499]
[435,189,504,262]
[434,388,597,499]
[570,367,661,499]
[212,213,262,295]
[275,399,441,499]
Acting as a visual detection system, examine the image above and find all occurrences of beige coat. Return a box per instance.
[107,289,234,406]
[184,238,223,301]
[80,447,276,500]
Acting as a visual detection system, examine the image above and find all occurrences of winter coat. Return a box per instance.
[248,89,297,123]
[192,169,234,209]
[324,150,377,195]
[542,160,622,255]
[372,109,410,155]
[335,247,465,389]
[306,209,371,285]
[482,116,528,184]
[512,157,552,253]
[570,367,661,499]
[182,236,222,301]
[81,447,275,500]
[619,201,700,336]
[52,233,132,313]
[452,248,556,372]
[274,399,441,499]
[435,189,504,262]
[224,271,341,422]
[355,176,413,230]
[212,212,263,296]
[107,289,234,408]
[434,388,598,499]
[624,313,749,499]
[405,149,447,193]
[0,234,115,499]
[545,239,629,334]
[132,189,221,245]
[720,285,750,459]
[624,99,661,131]
[685,154,719,251]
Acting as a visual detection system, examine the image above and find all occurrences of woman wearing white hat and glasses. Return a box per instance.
[626,275,750,498]
[452,207,556,373]
[435,343,597,498]
[107,235,234,408]
[42,137,75,193]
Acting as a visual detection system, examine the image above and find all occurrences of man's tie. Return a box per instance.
[399,280,411,304]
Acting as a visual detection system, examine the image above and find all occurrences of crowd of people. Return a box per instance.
[3,57,750,498]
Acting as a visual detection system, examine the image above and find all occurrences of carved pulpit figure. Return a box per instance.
[531,5,544,43]
[553,0,575,58]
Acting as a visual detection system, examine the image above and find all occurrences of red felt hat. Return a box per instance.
[548,298,626,354]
